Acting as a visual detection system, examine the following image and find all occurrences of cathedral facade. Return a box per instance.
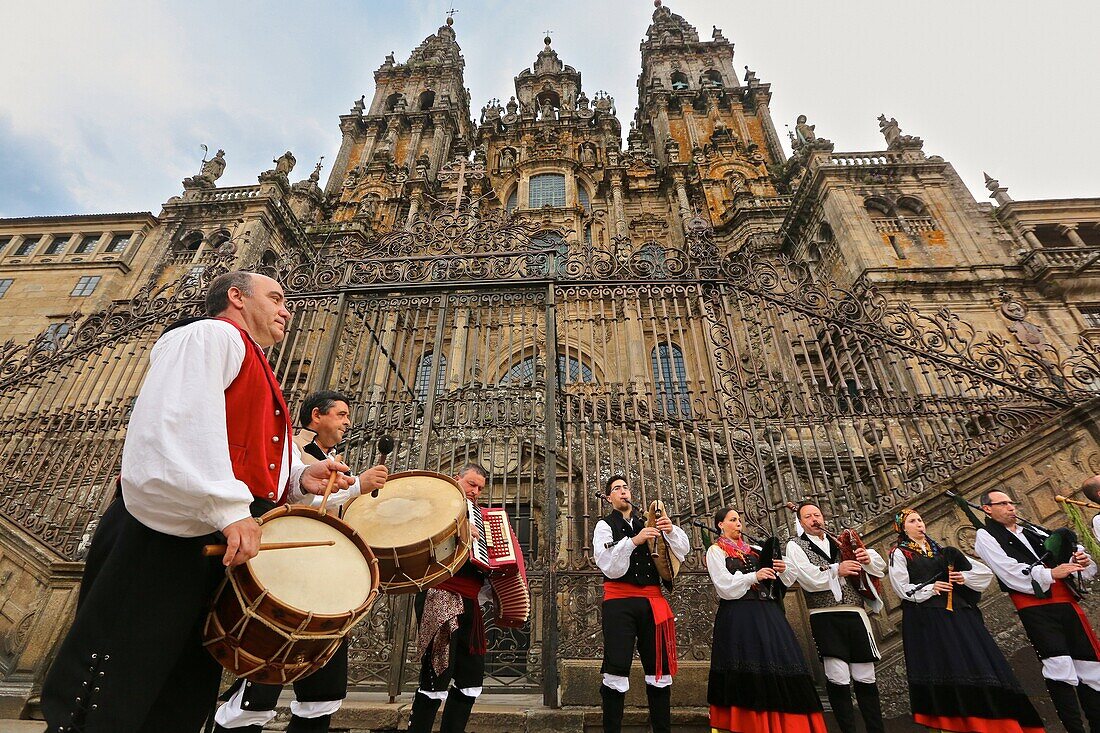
[1,2,1100,722]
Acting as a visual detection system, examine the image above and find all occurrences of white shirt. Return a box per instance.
[1093,514,1100,547]
[706,543,797,600]
[293,431,361,509]
[784,534,886,612]
[974,525,1097,595]
[592,515,690,580]
[120,319,308,536]
[887,547,992,603]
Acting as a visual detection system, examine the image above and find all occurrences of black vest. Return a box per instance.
[602,511,661,587]
[898,548,980,610]
[983,519,1047,593]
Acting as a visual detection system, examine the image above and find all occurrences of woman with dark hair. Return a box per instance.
[888,508,1043,733]
[706,507,826,733]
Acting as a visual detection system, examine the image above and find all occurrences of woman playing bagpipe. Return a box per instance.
[705,507,826,733]
[888,508,1043,733]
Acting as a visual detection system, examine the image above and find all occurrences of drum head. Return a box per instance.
[344,472,466,549]
[249,515,371,615]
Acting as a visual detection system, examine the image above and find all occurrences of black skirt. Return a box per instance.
[902,603,1043,730]
[708,598,822,714]
[807,609,878,663]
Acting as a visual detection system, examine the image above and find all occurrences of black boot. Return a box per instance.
[287,713,332,733]
[645,684,672,733]
[853,681,885,733]
[1077,683,1100,732]
[600,684,626,733]
[211,724,263,733]
[408,691,442,733]
[439,688,476,733]
[825,682,856,733]
[1047,679,1086,733]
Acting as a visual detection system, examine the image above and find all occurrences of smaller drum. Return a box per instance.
[342,470,470,594]
[204,504,379,684]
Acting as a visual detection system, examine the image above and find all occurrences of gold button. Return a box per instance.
[269,463,276,470]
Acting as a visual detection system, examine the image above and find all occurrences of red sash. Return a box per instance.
[1010,581,1100,658]
[603,581,678,677]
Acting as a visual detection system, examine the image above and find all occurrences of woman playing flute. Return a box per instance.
[888,508,1042,733]
[706,507,826,733]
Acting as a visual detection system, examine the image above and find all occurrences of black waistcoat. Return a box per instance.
[602,511,661,587]
[983,519,1046,593]
[900,548,980,609]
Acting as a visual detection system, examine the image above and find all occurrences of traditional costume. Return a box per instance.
[593,509,689,733]
[407,559,489,733]
[212,433,364,733]
[975,517,1100,733]
[888,510,1043,733]
[706,536,826,733]
[784,530,886,733]
[42,317,310,733]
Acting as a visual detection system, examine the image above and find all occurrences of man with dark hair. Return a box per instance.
[41,271,359,732]
[784,501,886,733]
[975,489,1100,733]
[213,388,387,733]
[407,461,501,733]
[592,474,689,733]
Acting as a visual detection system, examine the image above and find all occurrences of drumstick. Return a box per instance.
[371,435,395,498]
[201,540,335,557]
[318,464,341,515]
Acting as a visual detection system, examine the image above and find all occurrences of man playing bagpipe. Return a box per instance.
[973,489,1100,733]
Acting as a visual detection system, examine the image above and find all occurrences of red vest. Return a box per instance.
[218,318,293,504]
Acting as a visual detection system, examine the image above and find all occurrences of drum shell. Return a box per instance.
[203,504,379,684]
[344,470,471,594]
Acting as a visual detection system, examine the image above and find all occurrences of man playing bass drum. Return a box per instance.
[593,475,690,733]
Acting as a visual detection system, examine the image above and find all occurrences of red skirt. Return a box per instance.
[710,705,828,733]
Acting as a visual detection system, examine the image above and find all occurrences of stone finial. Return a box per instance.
[984,172,1013,205]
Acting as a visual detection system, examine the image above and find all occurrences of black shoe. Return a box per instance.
[645,684,672,733]
[825,682,856,733]
[408,691,442,733]
[287,713,332,733]
[1047,679,1086,733]
[439,688,476,733]
[853,681,885,733]
[600,684,626,733]
[211,725,263,733]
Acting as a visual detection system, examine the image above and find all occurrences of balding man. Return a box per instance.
[41,272,354,733]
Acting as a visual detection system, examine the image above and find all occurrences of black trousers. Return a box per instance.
[41,500,226,733]
[600,597,669,678]
[414,592,485,692]
[221,638,348,711]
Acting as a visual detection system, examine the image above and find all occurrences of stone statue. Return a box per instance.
[579,143,597,165]
[664,136,681,160]
[500,147,516,169]
[359,194,380,219]
[577,91,590,112]
[794,115,816,147]
[352,95,365,114]
[878,114,901,147]
[538,97,555,121]
[202,150,226,183]
[273,151,296,177]
[384,52,396,66]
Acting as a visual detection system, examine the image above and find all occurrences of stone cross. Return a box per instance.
[437,156,485,213]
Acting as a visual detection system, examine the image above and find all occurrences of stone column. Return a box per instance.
[404,118,426,170]
[429,113,450,178]
[324,118,359,197]
[672,169,692,232]
[1019,226,1043,250]
[355,120,382,169]
[1060,224,1088,248]
[405,190,422,231]
[652,95,672,166]
[610,174,628,238]
[750,92,787,167]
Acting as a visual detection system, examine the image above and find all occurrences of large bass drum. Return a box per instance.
[203,504,379,684]
[342,470,470,594]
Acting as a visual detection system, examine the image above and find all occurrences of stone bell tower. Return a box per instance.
[636,0,787,239]
[323,16,474,232]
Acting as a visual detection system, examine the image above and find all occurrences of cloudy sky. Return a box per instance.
[2,0,1097,218]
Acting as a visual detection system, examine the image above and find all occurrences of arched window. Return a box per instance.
[208,230,231,249]
[180,231,203,251]
[385,92,404,112]
[529,173,566,208]
[577,185,590,212]
[896,196,926,217]
[670,72,689,90]
[418,90,436,110]
[702,70,723,88]
[500,355,595,385]
[415,352,447,400]
[506,189,518,214]
[651,343,691,417]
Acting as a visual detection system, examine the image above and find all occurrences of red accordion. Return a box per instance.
[468,502,530,628]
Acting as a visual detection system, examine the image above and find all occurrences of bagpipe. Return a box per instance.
[947,490,1088,600]
[900,535,976,611]
[592,490,681,588]
[783,501,883,603]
